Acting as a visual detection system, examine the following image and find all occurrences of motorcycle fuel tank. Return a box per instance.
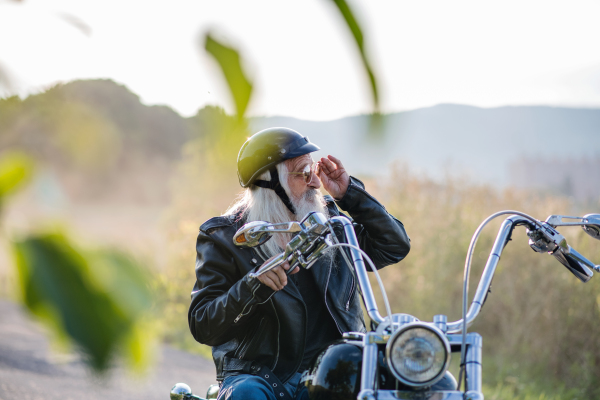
[301,339,458,400]
[302,341,362,400]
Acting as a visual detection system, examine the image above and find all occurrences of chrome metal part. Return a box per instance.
[465,333,482,393]
[342,331,365,340]
[206,384,219,399]
[248,253,286,278]
[396,313,417,327]
[330,216,385,325]
[360,391,468,400]
[434,314,448,333]
[545,214,600,240]
[359,334,378,397]
[300,211,329,232]
[527,219,595,282]
[170,383,192,400]
[357,390,376,400]
[582,214,600,240]
[528,221,568,254]
[385,322,451,388]
[464,391,485,400]
[552,245,594,282]
[246,212,332,278]
[233,221,302,248]
[232,221,273,247]
[447,216,530,333]
[546,214,587,227]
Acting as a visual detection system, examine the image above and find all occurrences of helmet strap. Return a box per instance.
[253,168,296,215]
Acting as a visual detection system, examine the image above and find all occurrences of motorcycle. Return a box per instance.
[170,210,600,400]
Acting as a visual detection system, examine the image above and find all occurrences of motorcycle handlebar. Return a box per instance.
[244,214,388,326]
[242,211,599,335]
[447,215,528,333]
[248,253,287,279]
[448,214,599,334]
[552,245,598,282]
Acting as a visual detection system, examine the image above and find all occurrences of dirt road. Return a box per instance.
[0,300,216,400]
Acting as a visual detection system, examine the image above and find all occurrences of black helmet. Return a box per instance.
[237,127,320,188]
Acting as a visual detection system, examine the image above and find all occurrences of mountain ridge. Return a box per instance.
[2,79,598,200]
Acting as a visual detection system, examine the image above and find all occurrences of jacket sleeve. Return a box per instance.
[188,229,275,346]
[335,176,410,269]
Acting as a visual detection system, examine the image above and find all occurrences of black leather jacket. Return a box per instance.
[188,177,410,383]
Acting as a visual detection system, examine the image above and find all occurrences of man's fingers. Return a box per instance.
[317,164,329,181]
[281,261,300,276]
[259,264,293,290]
[258,274,280,291]
[327,155,346,171]
[319,157,336,174]
[284,264,300,275]
[273,266,288,288]
[257,262,299,290]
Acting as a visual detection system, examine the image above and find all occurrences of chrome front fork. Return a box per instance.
[357,332,484,400]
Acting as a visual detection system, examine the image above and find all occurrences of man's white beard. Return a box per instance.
[291,188,329,222]
[252,188,333,262]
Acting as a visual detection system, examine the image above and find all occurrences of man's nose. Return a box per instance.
[307,170,321,189]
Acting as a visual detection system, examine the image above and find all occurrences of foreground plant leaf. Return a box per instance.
[13,232,154,372]
[204,32,253,121]
[0,152,34,200]
[330,0,380,113]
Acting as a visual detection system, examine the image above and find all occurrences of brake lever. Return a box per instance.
[248,232,332,279]
[527,221,599,282]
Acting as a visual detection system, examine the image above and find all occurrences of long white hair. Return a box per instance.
[224,161,330,259]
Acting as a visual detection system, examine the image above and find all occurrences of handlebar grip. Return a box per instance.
[248,253,286,279]
[553,245,595,282]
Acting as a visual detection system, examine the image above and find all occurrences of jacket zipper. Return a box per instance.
[233,248,273,324]
[234,285,275,323]
[345,274,356,311]
[270,300,280,371]
[323,261,343,335]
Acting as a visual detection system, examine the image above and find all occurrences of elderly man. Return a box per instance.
[188,127,410,400]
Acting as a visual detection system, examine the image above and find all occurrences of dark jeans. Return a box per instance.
[218,372,308,400]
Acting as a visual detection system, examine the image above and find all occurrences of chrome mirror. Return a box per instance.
[545,214,600,240]
[233,221,273,247]
[582,214,600,240]
[233,221,303,247]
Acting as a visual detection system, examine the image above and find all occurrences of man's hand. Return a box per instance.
[317,155,350,200]
[256,259,299,291]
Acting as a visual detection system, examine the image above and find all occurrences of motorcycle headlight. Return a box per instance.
[386,323,450,387]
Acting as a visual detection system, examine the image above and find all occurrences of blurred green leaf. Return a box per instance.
[204,32,253,121]
[331,0,380,113]
[13,232,154,372]
[0,152,34,200]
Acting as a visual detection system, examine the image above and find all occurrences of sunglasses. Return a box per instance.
[288,162,319,183]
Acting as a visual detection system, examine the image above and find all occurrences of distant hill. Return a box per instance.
[0,79,233,202]
[250,105,600,200]
[0,79,191,163]
[1,79,598,202]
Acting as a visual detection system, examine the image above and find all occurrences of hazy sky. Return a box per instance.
[1,0,599,120]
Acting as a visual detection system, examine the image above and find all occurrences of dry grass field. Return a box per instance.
[1,132,599,399]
